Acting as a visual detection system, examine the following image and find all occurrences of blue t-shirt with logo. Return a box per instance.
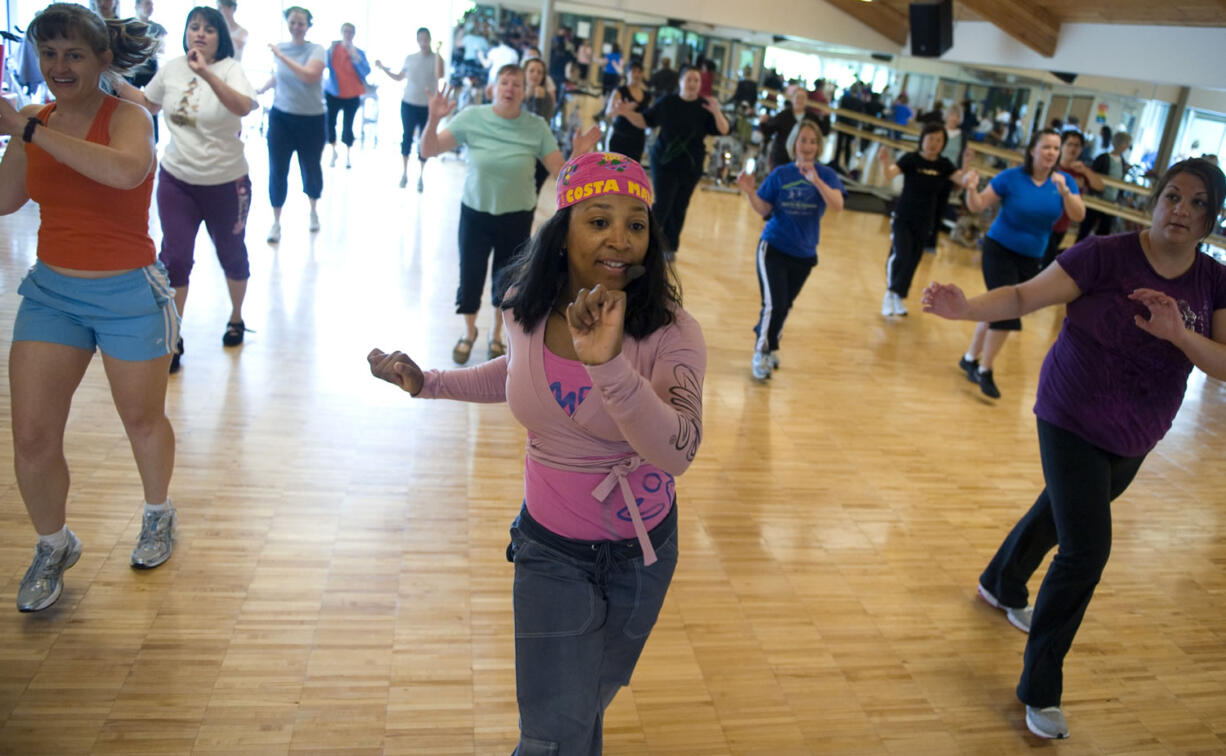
[757,162,846,259]
[987,166,1080,258]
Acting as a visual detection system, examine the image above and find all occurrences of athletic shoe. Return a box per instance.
[309,211,321,233]
[881,290,896,316]
[17,531,82,612]
[399,175,408,189]
[976,583,1032,633]
[977,369,1001,399]
[958,356,979,382]
[222,321,246,347]
[768,351,780,370]
[751,351,772,381]
[892,292,908,316]
[345,157,351,169]
[169,337,184,374]
[266,221,281,244]
[329,152,337,167]
[416,176,424,193]
[1025,706,1069,739]
[130,505,177,569]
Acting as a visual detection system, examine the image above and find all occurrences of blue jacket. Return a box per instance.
[323,41,371,97]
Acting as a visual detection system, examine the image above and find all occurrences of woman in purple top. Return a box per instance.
[922,158,1226,740]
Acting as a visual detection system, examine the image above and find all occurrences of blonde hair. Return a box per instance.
[786,120,824,161]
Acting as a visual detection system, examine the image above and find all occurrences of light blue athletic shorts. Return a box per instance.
[13,261,180,361]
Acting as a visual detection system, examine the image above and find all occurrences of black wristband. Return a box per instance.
[22,117,40,143]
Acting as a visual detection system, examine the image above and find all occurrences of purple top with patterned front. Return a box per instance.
[1034,232,1226,457]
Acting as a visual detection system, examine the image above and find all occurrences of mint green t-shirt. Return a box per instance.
[447,105,558,215]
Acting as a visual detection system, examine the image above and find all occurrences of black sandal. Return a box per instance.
[222,320,251,347]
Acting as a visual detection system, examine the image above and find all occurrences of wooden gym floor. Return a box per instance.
[0,144,1223,754]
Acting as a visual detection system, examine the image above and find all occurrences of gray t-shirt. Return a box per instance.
[401,52,440,106]
[273,41,326,115]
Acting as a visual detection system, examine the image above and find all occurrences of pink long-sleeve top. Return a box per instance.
[418,306,706,564]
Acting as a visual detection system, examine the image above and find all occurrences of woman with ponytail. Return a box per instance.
[0,3,178,612]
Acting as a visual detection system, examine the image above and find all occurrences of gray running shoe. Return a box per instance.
[17,531,83,612]
[1026,705,1069,739]
[751,351,772,381]
[977,583,1032,633]
[130,506,177,569]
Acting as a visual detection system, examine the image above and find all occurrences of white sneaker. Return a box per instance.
[345,157,351,169]
[309,210,320,233]
[881,290,897,317]
[977,583,1033,633]
[416,176,424,193]
[266,221,281,244]
[329,152,337,167]
[893,292,908,316]
[1025,706,1069,739]
[751,351,772,381]
[399,175,408,189]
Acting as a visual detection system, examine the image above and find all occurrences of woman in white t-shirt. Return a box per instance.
[375,26,443,191]
[117,6,258,372]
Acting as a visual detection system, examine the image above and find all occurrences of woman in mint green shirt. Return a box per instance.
[421,63,599,363]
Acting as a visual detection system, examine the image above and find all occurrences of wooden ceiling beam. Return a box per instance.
[822,0,910,47]
[958,0,1061,57]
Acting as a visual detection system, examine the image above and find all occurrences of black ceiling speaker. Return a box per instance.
[1051,71,1078,84]
[910,0,953,57]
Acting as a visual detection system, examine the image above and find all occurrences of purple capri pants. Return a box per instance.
[156,167,253,288]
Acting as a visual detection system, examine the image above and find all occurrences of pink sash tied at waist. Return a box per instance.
[526,444,659,566]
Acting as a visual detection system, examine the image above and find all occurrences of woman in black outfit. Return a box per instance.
[615,66,729,257]
[604,61,648,161]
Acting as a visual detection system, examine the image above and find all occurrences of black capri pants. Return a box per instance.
[981,235,1041,331]
[456,203,534,314]
[325,93,361,147]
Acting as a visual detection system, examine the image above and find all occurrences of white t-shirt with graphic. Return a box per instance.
[146,56,255,185]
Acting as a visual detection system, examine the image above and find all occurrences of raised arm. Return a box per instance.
[418,85,458,158]
[20,99,154,190]
[368,347,508,402]
[922,259,1082,323]
[194,52,257,116]
[877,147,902,181]
[269,44,324,84]
[1052,171,1086,222]
[375,59,406,82]
[962,169,999,213]
[1131,294,1226,381]
[703,96,729,135]
[735,172,772,218]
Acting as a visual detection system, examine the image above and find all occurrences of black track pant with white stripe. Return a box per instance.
[885,214,932,299]
[753,241,816,354]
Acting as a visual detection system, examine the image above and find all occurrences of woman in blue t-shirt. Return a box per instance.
[921,158,1226,741]
[736,120,845,381]
[955,128,1085,398]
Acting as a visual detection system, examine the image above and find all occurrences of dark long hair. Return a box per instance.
[183,7,235,61]
[1148,158,1226,239]
[1023,127,1061,180]
[499,206,681,338]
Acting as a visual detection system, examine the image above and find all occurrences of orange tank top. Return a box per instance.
[25,96,156,271]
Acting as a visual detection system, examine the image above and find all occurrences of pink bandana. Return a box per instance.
[556,152,654,210]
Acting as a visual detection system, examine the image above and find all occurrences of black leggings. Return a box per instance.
[979,419,1145,708]
[400,102,429,157]
[753,241,815,353]
[325,93,361,147]
[455,203,534,314]
[885,214,932,299]
[650,163,702,253]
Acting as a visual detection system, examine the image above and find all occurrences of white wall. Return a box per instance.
[937,21,1226,94]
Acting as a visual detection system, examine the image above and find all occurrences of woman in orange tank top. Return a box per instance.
[0,4,178,613]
